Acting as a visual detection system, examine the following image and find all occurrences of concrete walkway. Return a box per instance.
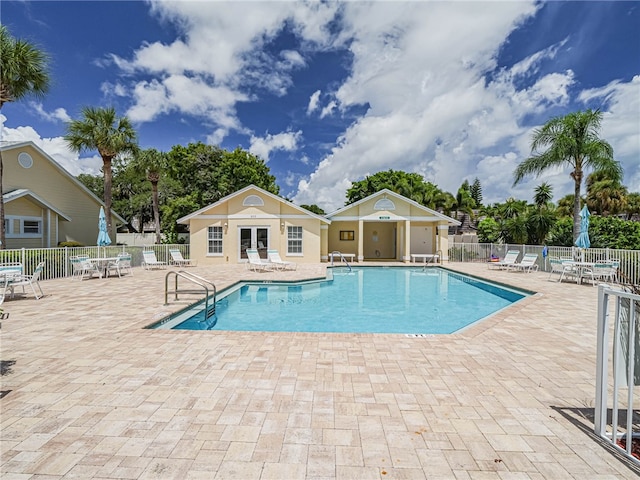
[1,262,638,479]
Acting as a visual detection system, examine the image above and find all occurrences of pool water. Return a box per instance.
[156,267,527,334]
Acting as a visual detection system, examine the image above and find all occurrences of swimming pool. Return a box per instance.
[151,267,529,334]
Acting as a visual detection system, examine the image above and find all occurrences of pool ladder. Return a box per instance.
[330,251,352,272]
[422,250,443,270]
[164,270,217,319]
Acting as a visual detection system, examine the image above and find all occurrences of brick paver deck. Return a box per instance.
[1,262,638,479]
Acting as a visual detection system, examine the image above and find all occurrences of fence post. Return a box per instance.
[594,285,609,436]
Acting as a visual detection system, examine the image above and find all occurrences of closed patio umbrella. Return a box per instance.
[97,206,111,247]
[575,205,590,261]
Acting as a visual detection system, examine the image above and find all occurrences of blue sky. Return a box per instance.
[1,0,638,212]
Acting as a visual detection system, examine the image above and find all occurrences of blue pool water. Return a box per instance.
[154,267,528,334]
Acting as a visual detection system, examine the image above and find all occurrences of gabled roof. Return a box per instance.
[0,141,127,225]
[326,188,461,225]
[177,184,331,224]
[3,189,72,221]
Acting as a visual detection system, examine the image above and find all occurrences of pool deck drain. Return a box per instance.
[1,262,639,479]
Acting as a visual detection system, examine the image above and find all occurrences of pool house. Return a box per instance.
[178,185,460,266]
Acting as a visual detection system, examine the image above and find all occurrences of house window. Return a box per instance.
[23,220,41,234]
[287,226,303,254]
[207,226,223,254]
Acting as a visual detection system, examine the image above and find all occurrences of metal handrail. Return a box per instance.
[164,270,217,319]
[330,251,352,272]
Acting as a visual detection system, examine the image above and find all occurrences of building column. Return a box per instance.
[438,224,449,261]
[403,220,411,262]
[358,219,364,262]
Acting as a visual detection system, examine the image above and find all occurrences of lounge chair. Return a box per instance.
[106,253,133,278]
[267,249,297,271]
[548,257,579,283]
[169,248,197,267]
[488,250,520,270]
[509,253,539,273]
[246,248,274,272]
[9,261,45,299]
[142,250,167,270]
[70,255,102,280]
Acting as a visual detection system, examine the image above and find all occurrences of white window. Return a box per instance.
[287,226,303,255]
[6,216,42,238]
[207,226,223,254]
[23,220,41,234]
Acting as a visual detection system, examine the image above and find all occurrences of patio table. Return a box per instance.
[88,257,120,278]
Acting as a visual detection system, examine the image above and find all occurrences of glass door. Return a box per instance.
[239,227,269,260]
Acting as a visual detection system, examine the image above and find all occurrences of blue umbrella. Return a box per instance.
[575,205,591,249]
[97,206,112,247]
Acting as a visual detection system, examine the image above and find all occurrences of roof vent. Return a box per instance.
[18,152,33,169]
[374,198,395,211]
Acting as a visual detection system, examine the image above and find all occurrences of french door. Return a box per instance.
[239,227,269,260]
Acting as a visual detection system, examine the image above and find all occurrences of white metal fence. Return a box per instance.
[448,243,640,286]
[595,285,640,465]
[0,244,190,281]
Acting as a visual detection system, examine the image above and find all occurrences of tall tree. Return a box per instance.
[513,109,621,243]
[131,148,167,244]
[469,178,483,207]
[65,107,138,231]
[0,25,50,248]
[585,171,627,216]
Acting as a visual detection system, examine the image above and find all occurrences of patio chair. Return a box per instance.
[267,249,297,271]
[169,248,197,267]
[547,257,580,282]
[246,248,274,272]
[585,261,618,286]
[488,250,520,270]
[106,253,133,278]
[509,253,539,273]
[70,255,102,280]
[9,261,45,299]
[142,250,167,270]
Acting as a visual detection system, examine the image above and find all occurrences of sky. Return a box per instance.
[1,0,639,213]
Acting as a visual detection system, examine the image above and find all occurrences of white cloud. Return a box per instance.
[294,1,543,210]
[307,90,321,115]
[108,1,341,143]
[29,102,71,123]
[579,75,640,194]
[249,130,302,162]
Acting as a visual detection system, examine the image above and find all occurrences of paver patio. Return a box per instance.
[1,262,639,479]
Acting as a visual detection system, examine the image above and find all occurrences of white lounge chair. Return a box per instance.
[169,248,197,267]
[70,255,102,280]
[246,248,274,272]
[267,249,297,271]
[142,250,167,270]
[488,250,520,270]
[548,257,579,283]
[509,253,539,273]
[106,253,133,278]
[9,261,45,299]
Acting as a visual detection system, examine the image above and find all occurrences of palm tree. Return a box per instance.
[0,25,50,248]
[132,148,166,244]
[513,109,622,243]
[65,106,138,231]
[585,171,627,216]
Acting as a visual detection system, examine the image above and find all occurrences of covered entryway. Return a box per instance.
[363,222,397,260]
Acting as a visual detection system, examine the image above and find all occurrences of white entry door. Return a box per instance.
[410,226,433,254]
[239,226,269,260]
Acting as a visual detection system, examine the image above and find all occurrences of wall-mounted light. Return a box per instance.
[224,222,228,233]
